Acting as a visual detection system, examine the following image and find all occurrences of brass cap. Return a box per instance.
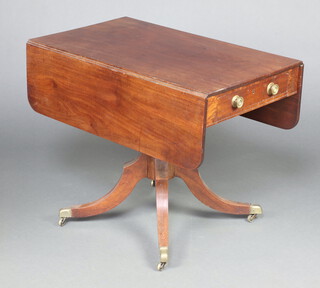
[159,246,168,263]
[59,208,72,218]
[250,205,263,215]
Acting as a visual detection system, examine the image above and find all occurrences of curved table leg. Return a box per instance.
[59,154,148,226]
[155,159,170,271]
[156,179,169,271]
[175,167,262,218]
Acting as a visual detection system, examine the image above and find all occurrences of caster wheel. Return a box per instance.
[247,214,257,223]
[157,262,166,271]
[59,217,67,227]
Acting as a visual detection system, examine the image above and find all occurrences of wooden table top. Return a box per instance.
[29,17,300,97]
[27,17,303,169]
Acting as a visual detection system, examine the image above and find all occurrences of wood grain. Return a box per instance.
[175,167,251,214]
[29,17,301,96]
[206,66,301,127]
[27,17,303,169]
[69,154,148,218]
[242,64,304,129]
[65,153,252,223]
[155,159,171,248]
[27,43,206,169]
[156,181,169,247]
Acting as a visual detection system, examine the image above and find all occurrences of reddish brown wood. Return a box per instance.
[153,159,171,248]
[70,154,148,218]
[206,66,301,127]
[67,154,251,221]
[28,17,301,95]
[27,18,305,269]
[27,43,206,170]
[175,167,251,214]
[155,178,169,248]
[27,17,303,170]
[242,64,304,129]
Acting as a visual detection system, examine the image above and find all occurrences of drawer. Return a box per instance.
[206,66,300,127]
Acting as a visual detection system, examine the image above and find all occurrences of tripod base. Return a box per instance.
[58,154,262,270]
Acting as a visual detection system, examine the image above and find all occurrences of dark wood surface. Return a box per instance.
[175,167,250,214]
[64,153,252,220]
[28,17,301,96]
[27,17,303,168]
[207,66,302,127]
[27,44,206,169]
[70,154,148,218]
[61,153,255,267]
[242,64,304,129]
[29,19,304,269]
[155,159,171,248]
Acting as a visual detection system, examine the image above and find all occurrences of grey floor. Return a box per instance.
[1,0,320,287]
[1,114,320,288]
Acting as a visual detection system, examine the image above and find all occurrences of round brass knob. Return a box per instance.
[267,82,279,96]
[231,95,244,108]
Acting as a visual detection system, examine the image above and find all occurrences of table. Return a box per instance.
[27,17,303,270]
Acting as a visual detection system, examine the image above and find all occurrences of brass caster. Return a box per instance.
[157,246,168,271]
[59,217,67,226]
[59,208,72,227]
[247,204,263,223]
[247,214,257,222]
[157,262,167,271]
[151,180,155,187]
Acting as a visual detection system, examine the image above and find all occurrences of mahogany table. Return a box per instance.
[27,17,303,270]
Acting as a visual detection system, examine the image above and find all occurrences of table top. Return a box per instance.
[30,17,301,98]
[27,17,303,169]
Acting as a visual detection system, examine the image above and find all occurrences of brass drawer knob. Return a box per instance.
[232,95,244,108]
[267,82,279,96]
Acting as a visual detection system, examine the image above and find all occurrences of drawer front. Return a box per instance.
[206,66,300,127]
